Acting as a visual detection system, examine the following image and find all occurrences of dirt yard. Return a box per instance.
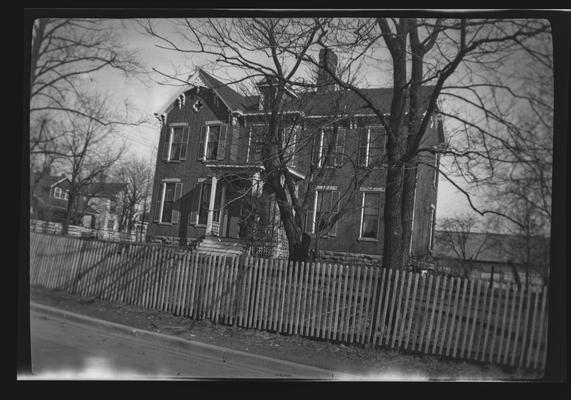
[28,286,541,381]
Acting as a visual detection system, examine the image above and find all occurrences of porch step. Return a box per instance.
[194,237,246,257]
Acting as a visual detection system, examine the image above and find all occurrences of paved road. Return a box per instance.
[28,308,336,380]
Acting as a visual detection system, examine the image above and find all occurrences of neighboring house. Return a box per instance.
[82,182,128,232]
[432,230,550,286]
[30,173,73,223]
[147,49,445,259]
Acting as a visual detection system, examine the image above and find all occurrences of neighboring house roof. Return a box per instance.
[31,173,71,211]
[432,230,550,270]
[85,182,128,199]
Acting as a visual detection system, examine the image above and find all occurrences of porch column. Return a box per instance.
[205,176,218,235]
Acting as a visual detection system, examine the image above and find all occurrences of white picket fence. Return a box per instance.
[29,231,548,372]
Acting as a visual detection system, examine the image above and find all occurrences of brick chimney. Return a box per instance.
[316,48,338,94]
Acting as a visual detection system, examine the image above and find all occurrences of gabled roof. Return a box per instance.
[156,68,250,115]
[156,70,444,143]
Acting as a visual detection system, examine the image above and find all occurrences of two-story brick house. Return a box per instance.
[147,49,445,260]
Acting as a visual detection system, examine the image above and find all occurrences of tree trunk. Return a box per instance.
[400,154,418,267]
[382,163,405,268]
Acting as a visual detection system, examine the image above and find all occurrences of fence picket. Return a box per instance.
[424,275,440,353]
[534,287,548,370]
[361,266,374,345]
[246,257,259,328]
[365,267,379,345]
[297,261,307,336]
[437,276,453,355]
[261,258,271,330]
[518,287,533,368]
[403,272,419,351]
[451,278,467,358]
[282,260,293,334]
[316,262,326,339]
[441,277,458,356]
[373,268,392,345]
[339,265,350,342]
[389,269,405,348]
[343,265,355,343]
[417,274,433,352]
[467,280,482,360]
[356,267,368,344]
[495,285,509,364]
[526,288,541,369]
[347,264,360,344]
[267,258,276,331]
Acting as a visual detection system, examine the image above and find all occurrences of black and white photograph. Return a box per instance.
[19,9,567,382]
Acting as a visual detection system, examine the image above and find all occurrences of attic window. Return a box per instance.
[176,94,186,109]
[193,100,204,112]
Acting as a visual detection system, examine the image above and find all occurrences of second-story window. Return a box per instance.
[358,126,386,168]
[282,125,299,166]
[312,126,346,168]
[52,187,69,200]
[247,125,264,164]
[162,125,189,162]
[109,199,117,214]
[198,124,227,161]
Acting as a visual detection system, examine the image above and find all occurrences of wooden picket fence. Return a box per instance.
[29,232,549,372]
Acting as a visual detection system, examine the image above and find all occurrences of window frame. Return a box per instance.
[308,186,340,238]
[198,122,227,162]
[154,179,182,225]
[358,125,386,168]
[358,189,383,241]
[164,123,189,162]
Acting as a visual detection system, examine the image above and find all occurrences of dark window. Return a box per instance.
[109,199,117,214]
[161,183,176,223]
[312,189,340,237]
[360,192,380,239]
[198,182,211,225]
[206,125,220,160]
[320,127,346,168]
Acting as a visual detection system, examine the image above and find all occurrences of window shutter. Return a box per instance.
[153,200,161,222]
[180,126,189,160]
[188,181,201,225]
[197,125,207,160]
[304,189,316,233]
[172,183,182,224]
[357,128,367,167]
[336,128,346,166]
[330,190,340,237]
[162,128,171,161]
[217,124,227,161]
[369,127,386,164]
[311,132,321,166]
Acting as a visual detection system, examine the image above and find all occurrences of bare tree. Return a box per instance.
[52,94,127,234]
[115,156,154,234]
[309,18,550,269]
[29,18,145,180]
[436,213,497,278]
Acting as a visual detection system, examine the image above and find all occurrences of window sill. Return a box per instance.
[158,222,173,226]
[358,237,379,242]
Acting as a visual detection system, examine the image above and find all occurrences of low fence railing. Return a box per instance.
[29,231,548,372]
[30,219,142,242]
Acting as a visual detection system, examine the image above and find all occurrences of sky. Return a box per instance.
[73,18,489,224]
